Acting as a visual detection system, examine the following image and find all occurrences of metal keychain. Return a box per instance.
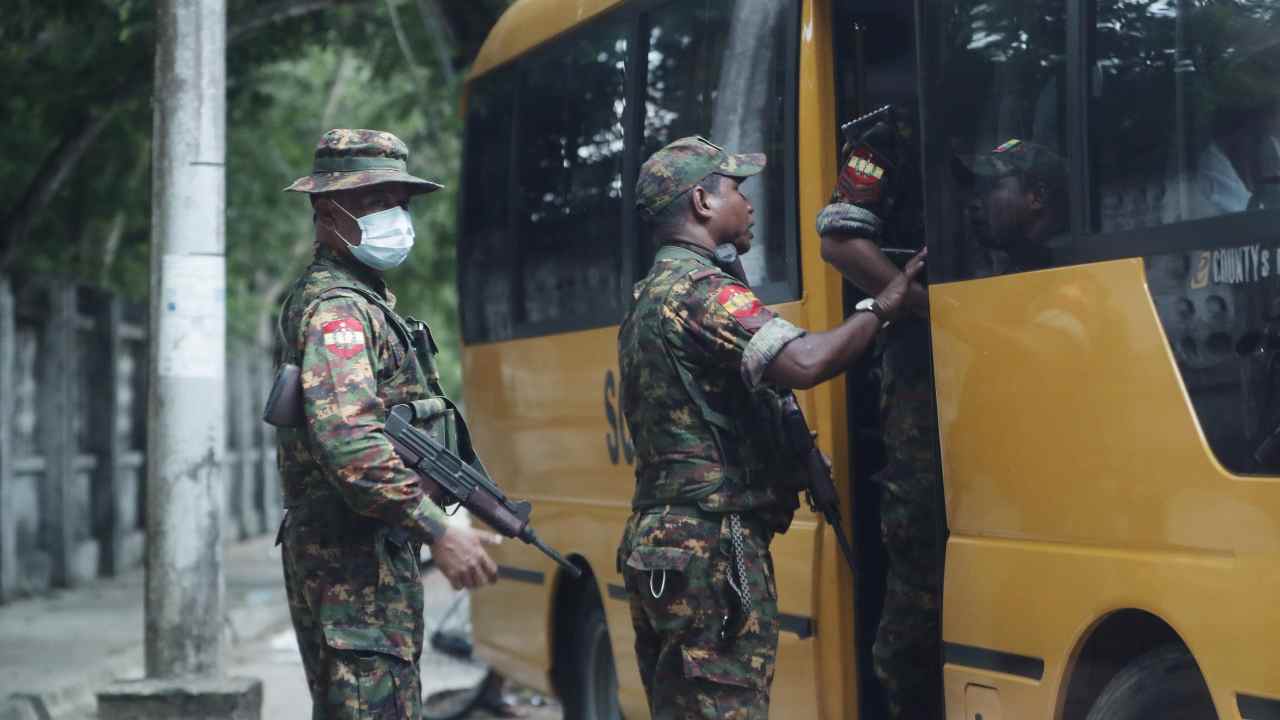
[720,513,753,644]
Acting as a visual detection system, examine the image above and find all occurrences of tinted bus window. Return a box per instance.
[1097,1,1280,475]
[1093,0,1280,231]
[458,18,629,343]
[459,69,517,344]
[640,0,798,302]
[922,0,1070,280]
[516,17,629,335]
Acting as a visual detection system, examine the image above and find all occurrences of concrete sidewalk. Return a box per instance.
[0,536,290,720]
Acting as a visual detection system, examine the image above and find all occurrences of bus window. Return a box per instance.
[459,68,517,344]
[922,0,1071,280]
[515,16,629,335]
[1093,0,1280,475]
[458,15,628,343]
[1092,0,1280,232]
[639,0,798,302]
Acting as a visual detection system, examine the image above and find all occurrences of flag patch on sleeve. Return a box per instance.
[716,285,772,331]
[322,318,366,359]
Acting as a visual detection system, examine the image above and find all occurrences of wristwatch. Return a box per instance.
[854,297,890,329]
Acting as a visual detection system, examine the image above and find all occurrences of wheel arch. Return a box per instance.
[548,552,601,699]
[1057,608,1202,720]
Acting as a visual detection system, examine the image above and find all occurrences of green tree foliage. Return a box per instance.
[0,0,513,395]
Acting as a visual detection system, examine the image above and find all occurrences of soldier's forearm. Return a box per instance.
[763,311,880,389]
[821,233,929,319]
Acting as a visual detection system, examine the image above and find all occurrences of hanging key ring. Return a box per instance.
[649,569,667,599]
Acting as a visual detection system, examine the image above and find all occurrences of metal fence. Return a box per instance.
[0,277,279,603]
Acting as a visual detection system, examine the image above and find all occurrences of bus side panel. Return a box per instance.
[931,259,1280,718]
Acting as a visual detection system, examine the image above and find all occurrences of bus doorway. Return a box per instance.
[832,2,946,717]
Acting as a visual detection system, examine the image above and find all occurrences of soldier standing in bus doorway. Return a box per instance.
[816,119,944,720]
[617,136,924,718]
[276,129,498,719]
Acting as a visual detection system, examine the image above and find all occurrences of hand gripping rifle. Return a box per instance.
[384,404,581,578]
[779,394,858,572]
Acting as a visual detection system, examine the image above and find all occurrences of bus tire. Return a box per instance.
[559,594,623,720]
[1085,644,1217,720]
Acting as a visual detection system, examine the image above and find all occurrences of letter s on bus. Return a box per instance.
[604,370,635,466]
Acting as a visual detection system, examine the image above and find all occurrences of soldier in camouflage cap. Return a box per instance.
[635,135,766,218]
[961,138,1068,272]
[275,128,497,719]
[618,136,924,718]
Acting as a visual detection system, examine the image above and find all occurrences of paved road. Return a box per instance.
[225,566,562,720]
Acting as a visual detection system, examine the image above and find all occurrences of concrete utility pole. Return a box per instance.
[98,1,260,716]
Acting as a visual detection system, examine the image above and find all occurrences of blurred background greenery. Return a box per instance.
[0,0,513,395]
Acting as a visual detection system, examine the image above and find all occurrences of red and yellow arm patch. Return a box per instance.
[321,317,366,359]
[716,284,773,332]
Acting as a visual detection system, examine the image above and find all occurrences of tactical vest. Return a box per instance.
[621,246,793,520]
[275,269,456,513]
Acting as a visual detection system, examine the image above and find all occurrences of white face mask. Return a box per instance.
[332,201,416,271]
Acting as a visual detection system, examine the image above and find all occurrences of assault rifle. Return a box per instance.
[779,395,857,572]
[384,404,581,578]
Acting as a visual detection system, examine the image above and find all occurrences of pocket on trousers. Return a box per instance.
[679,644,765,690]
[329,649,416,719]
[624,545,697,632]
[322,624,416,662]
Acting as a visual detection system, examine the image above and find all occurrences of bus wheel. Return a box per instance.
[1085,644,1217,720]
[560,596,623,720]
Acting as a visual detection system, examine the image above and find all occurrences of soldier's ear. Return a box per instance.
[690,185,716,222]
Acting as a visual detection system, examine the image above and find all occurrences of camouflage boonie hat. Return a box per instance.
[959,138,1067,190]
[284,129,444,195]
[635,136,766,217]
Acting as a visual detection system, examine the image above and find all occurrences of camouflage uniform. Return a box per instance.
[276,129,447,720]
[871,318,944,720]
[618,137,805,719]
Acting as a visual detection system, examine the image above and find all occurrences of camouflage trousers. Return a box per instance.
[619,507,779,719]
[873,320,946,720]
[279,507,426,720]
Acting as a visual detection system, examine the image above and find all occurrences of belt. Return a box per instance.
[639,504,770,538]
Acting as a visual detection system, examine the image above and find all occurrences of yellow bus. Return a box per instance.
[455,0,1280,718]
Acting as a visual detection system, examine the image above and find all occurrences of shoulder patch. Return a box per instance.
[322,317,366,359]
[716,284,762,320]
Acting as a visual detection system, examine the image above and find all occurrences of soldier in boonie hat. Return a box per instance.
[274,127,498,718]
[285,128,443,195]
[959,138,1068,268]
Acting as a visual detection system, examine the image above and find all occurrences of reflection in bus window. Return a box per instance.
[458,18,628,343]
[1105,2,1280,475]
[641,0,797,301]
[922,0,1070,279]
[517,19,628,333]
[459,69,516,344]
[1092,0,1280,232]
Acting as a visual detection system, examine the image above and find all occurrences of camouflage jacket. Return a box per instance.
[276,247,447,544]
[618,244,805,517]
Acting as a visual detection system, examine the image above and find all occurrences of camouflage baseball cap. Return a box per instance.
[635,136,766,217]
[959,138,1067,189]
[284,129,444,195]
